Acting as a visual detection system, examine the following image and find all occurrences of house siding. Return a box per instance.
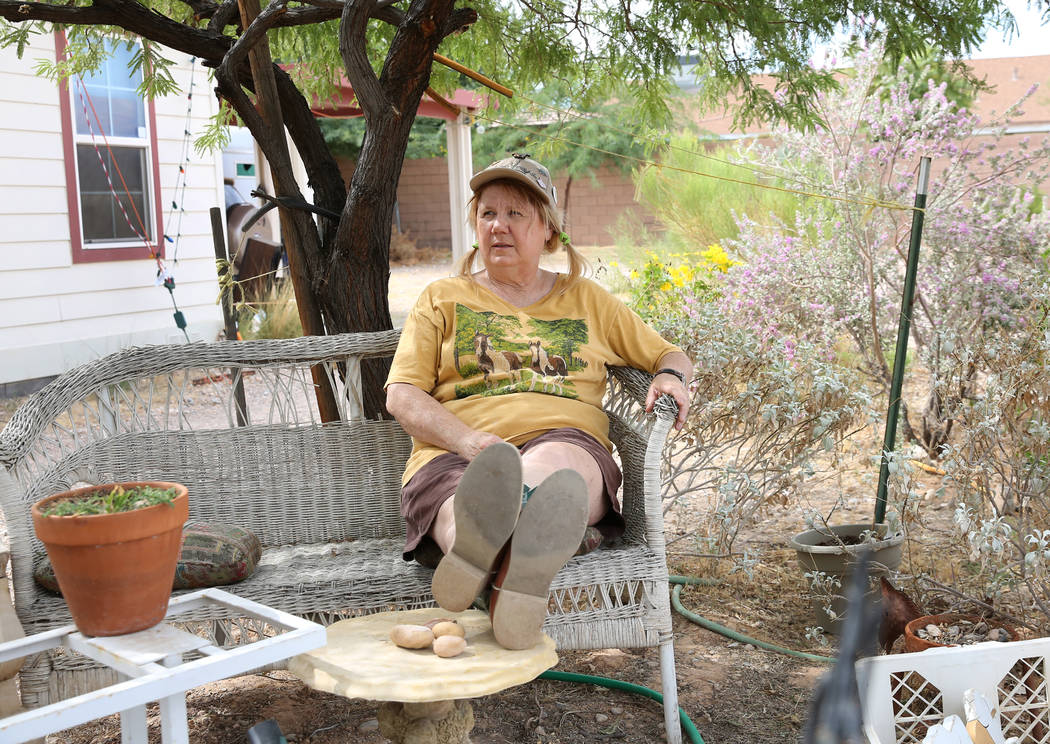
[0,39,225,387]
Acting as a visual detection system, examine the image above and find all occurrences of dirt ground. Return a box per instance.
[0,259,978,744]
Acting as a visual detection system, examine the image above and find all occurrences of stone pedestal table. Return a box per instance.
[289,608,558,744]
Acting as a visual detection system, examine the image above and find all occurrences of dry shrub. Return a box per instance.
[236,280,303,339]
[389,227,450,266]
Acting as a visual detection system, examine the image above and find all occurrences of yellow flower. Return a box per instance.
[630,270,639,280]
[699,243,737,273]
[660,281,672,292]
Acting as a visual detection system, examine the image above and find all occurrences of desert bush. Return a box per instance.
[721,44,1050,457]
[944,279,1050,624]
[621,244,735,323]
[621,252,875,555]
[389,226,449,265]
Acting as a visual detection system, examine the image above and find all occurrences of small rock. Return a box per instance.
[596,713,609,723]
[587,648,630,672]
[357,718,379,733]
[610,707,623,715]
[925,624,942,637]
[535,725,547,736]
[987,628,1010,642]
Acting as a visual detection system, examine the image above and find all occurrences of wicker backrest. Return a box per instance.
[0,331,659,560]
[0,333,415,589]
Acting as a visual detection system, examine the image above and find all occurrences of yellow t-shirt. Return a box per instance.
[385,274,682,484]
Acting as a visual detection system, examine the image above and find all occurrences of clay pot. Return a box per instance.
[789,523,905,635]
[903,612,1019,653]
[32,481,189,637]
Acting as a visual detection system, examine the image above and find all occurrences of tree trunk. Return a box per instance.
[308,0,456,417]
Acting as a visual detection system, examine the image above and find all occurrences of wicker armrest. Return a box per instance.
[603,366,677,553]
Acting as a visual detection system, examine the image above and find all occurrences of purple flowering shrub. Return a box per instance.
[944,279,1050,622]
[625,280,872,555]
[722,46,1050,457]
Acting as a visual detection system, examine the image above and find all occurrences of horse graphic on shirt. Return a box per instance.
[528,340,567,377]
[473,332,522,387]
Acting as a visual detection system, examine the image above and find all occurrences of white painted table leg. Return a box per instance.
[159,652,190,744]
[120,704,149,744]
[159,693,189,744]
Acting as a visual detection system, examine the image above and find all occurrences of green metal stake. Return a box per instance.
[874,157,931,525]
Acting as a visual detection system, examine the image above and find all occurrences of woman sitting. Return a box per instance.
[385,154,692,649]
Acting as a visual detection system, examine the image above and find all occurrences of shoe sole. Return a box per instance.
[431,442,522,612]
[491,469,588,649]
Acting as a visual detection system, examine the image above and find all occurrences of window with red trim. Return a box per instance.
[58,34,164,263]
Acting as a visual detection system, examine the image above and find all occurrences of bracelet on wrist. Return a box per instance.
[655,368,686,384]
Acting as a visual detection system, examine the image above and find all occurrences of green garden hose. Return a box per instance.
[539,574,835,744]
[669,576,836,664]
[538,669,706,744]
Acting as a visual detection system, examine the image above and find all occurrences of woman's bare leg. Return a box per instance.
[520,441,607,525]
[430,497,456,554]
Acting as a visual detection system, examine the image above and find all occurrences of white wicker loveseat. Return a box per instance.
[0,329,682,742]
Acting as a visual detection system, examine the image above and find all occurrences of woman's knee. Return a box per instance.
[522,440,600,475]
[522,442,606,519]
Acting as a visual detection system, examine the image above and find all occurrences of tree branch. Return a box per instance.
[222,0,288,72]
[214,2,292,147]
[0,0,120,25]
[1,0,232,62]
[273,64,347,251]
[176,0,219,22]
[441,6,475,39]
[340,0,386,120]
[207,0,241,32]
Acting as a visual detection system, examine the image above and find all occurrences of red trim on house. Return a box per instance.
[56,31,165,264]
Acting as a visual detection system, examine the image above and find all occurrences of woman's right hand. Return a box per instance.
[456,431,505,461]
[387,383,505,459]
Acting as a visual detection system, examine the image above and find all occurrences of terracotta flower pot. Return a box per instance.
[790,523,905,635]
[32,481,189,637]
[903,612,1019,653]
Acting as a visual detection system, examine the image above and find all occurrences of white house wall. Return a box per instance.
[0,37,225,389]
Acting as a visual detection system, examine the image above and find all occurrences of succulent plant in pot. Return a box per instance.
[31,481,189,637]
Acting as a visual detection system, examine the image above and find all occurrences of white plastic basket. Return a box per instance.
[857,637,1050,744]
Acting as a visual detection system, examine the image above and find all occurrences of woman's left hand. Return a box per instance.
[645,353,693,430]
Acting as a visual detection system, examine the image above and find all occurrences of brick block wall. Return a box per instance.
[336,156,660,253]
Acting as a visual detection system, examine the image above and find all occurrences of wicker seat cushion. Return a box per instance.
[34,521,262,593]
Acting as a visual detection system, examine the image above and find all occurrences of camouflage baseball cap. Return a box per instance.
[469,153,558,208]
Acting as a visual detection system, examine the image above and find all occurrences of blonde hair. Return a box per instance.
[457,179,589,286]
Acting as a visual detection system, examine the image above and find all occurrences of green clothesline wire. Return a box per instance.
[471,107,921,215]
[511,93,840,198]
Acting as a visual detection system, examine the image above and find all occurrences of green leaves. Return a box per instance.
[131,40,178,99]
[195,101,236,155]
[41,484,179,516]
[0,19,46,58]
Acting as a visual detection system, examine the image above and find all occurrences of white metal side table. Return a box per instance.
[0,587,325,744]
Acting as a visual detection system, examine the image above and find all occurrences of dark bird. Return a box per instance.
[803,551,882,744]
[878,577,924,653]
